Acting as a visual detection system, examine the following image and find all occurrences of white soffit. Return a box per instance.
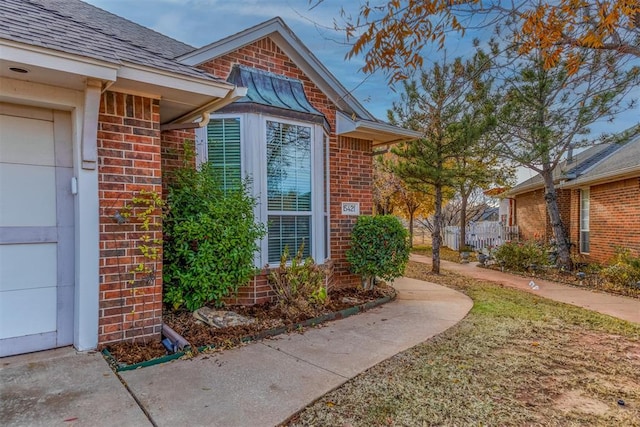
[336,111,422,146]
[1,41,118,88]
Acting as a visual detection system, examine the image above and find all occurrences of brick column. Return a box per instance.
[97,91,163,345]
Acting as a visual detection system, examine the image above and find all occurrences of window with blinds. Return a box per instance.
[266,120,312,262]
[207,118,241,190]
[580,189,590,253]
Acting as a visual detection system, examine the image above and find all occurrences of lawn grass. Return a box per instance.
[411,244,468,263]
[286,261,640,426]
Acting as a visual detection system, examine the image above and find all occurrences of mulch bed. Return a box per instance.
[105,285,395,366]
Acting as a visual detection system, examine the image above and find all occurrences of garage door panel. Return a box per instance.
[0,115,55,166]
[53,111,73,168]
[0,226,56,244]
[0,243,57,292]
[0,287,57,339]
[57,226,74,286]
[0,105,74,356]
[0,163,57,227]
[0,332,57,358]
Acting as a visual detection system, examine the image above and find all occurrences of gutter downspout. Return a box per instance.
[160,86,248,131]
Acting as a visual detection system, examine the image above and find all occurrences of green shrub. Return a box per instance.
[493,240,550,272]
[163,162,266,311]
[601,247,640,288]
[346,215,410,289]
[268,244,326,318]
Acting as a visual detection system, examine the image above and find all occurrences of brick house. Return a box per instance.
[0,1,418,356]
[501,132,640,264]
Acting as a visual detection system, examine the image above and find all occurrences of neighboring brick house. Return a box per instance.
[502,133,640,264]
[0,1,418,357]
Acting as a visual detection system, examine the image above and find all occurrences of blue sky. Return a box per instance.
[85,0,638,183]
[85,0,638,125]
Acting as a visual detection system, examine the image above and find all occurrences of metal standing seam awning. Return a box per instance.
[217,64,330,130]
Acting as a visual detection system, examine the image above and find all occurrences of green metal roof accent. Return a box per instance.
[226,65,324,117]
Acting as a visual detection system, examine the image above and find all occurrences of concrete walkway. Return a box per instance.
[411,253,640,324]
[1,277,472,427]
[0,348,149,427]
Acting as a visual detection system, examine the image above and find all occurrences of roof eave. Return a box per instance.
[1,39,119,83]
[559,166,640,189]
[336,111,421,146]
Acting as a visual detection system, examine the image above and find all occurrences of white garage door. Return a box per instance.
[0,103,75,357]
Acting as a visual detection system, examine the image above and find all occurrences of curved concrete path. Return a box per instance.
[411,253,640,324]
[118,278,472,427]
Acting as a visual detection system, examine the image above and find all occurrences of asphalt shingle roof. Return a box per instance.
[1,0,222,83]
[576,134,640,179]
[509,131,640,194]
[29,0,195,59]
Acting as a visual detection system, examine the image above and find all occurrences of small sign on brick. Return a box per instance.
[341,202,360,216]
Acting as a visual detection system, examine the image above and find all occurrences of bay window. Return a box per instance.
[199,114,327,266]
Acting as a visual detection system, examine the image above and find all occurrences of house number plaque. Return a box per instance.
[341,202,360,216]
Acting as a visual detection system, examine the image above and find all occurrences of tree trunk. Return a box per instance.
[459,191,468,250]
[432,184,443,274]
[408,210,415,248]
[542,171,572,270]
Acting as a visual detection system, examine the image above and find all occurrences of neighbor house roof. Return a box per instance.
[506,130,640,196]
[562,133,640,188]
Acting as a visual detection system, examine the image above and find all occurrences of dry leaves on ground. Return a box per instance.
[285,261,640,427]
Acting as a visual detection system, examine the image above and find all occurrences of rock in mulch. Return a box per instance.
[341,296,363,305]
[193,307,256,328]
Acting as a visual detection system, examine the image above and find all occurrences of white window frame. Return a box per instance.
[323,131,330,262]
[199,113,326,267]
[258,116,325,266]
[579,188,590,254]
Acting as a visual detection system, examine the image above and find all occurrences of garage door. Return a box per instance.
[0,103,74,357]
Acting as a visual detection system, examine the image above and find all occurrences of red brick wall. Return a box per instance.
[333,136,373,287]
[514,189,548,241]
[585,177,640,263]
[97,91,163,345]
[516,178,640,264]
[514,187,573,244]
[160,129,196,196]
[556,189,572,240]
[197,36,373,291]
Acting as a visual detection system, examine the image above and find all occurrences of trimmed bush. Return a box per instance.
[493,240,550,272]
[601,247,640,288]
[346,215,410,289]
[163,162,266,311]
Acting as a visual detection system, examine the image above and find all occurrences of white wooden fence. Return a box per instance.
[443,222,519,251]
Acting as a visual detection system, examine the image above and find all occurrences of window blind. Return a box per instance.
[207,118,241,190]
